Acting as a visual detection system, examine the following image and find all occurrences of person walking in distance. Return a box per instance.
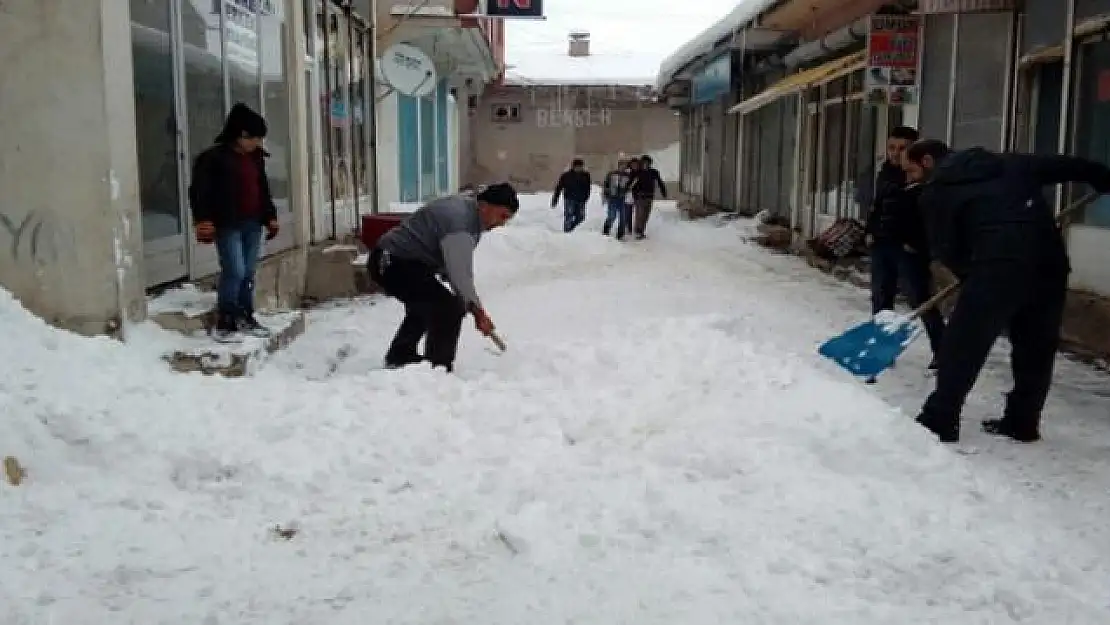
[903,140,1110,443]
[601,158,633,239]
[189,103,281,342]
[864,126,944,374]
[552,158,592,233]
[629,155,667,239]
[369,183,519,372]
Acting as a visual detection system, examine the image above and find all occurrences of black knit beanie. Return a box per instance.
[216,103,268,143]
[476,182,520,212]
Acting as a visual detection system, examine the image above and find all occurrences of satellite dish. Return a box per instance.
[380,43,437,98]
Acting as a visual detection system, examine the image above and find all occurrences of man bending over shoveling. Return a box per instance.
[369,183,519,372]
[902,140,1110,444]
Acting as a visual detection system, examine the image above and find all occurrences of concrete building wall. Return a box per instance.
[0,0,145,336]
[467,85,680,192]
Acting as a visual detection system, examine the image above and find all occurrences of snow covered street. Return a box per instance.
[4,192,1110,623]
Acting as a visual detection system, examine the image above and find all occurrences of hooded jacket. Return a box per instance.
[920,148,1110,278]
[189,104,277,227]
[553,169,592,203]
[866,161,928,253]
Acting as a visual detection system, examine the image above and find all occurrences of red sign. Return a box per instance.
[485,0,543,18]
[867,15,921,69]
[1098,70,1110,102]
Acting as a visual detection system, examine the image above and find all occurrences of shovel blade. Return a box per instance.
[818,320,919,379]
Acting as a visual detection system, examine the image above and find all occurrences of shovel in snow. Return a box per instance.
[817,191,1099,380]
[818,282,960,380]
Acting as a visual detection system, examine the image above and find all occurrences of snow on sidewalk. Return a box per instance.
[2,191,1110,624]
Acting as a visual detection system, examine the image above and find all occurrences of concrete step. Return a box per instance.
[147,285,307,377]
[163,311,306,377]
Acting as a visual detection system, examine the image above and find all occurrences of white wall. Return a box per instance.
[1069,226,1110,296]
[375,90,400,211]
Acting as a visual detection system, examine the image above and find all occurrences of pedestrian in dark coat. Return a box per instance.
[188,103,280,341]
[601,159,633,239]
[903,140,1110,443]
[865,126,944,369]
[628,155,667,239]
[552,158,592,233]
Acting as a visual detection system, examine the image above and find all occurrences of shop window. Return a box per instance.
[490,103,521,122]
[260,0,294,254]
[821,97,846,216]
[1073,40,1110,227]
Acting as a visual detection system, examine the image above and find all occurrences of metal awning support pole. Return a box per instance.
[1054,0,1077,216]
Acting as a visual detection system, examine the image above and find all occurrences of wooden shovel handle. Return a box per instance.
[909,192,1100,320]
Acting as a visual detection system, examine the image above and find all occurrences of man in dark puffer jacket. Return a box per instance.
[865,126,944,370]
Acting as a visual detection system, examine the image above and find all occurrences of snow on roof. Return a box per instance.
[504,0,741,87]
[655,0,781,90]
[503,50,654,87]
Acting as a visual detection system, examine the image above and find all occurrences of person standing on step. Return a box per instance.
[864,126,944,374]
[629,155,667,239]
[902,139,1110,444]
[189,103,280,342]
[601,158,633,240]
[369,183,519,372]
[552,158,592,233]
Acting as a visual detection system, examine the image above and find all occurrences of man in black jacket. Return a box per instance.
[629,155,668,239]
[865,126,944,370]
[552,158,592,233]
[189,103,280,341]
[903,140,1110,443]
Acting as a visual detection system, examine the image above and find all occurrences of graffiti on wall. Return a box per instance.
[0,209,75,266]
[536,108,612,128]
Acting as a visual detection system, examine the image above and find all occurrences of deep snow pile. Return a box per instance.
[3,193,1110,624]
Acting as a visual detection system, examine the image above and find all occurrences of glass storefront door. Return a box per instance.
[130,0,298,286]
[130,0,188,286]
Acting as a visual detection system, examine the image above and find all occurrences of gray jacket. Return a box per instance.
[376,195,483,308]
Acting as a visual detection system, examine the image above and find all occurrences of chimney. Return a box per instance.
[568,31,590,57]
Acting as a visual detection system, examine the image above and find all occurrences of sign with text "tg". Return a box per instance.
[485,0,544,19]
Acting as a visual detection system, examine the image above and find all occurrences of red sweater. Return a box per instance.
[236,152,263,219]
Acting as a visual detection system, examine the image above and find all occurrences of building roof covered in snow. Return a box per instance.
[504,0,742,87]
[654,0,783,90]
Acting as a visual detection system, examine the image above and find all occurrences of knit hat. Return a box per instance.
[476,182,520,212]
[215,103,268,143]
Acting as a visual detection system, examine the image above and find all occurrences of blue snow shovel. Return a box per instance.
[817,192,1098,380]
[818,282,960,380]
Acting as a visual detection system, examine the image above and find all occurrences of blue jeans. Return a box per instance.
[603,198,630,238]
[216,222,263,317]
[563,198,587,233]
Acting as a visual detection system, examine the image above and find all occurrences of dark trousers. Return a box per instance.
[870,242,945,355]
[921,263,1067,435]
[369,248,467,371]
[603,198,631,238]
[563,199,587,233]
[633,196,654,235]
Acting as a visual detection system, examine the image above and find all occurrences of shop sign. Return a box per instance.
[865,15,922,107]
[691,52,730,105]
[484,0,544,19]
[535,108,612,127]
[919,0,1015,13]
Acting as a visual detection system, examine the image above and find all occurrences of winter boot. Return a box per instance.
[211,312,242,343]
[239,311,272,338]
[981,418,1040,443]
[915,412,959,443]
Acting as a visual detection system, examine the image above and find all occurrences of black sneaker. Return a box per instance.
[915,413,959,443]
[981,418,1040,443]
[238,314,272,338]
[211,313,242,344]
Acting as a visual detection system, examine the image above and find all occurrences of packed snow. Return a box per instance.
[4,192,1110,623]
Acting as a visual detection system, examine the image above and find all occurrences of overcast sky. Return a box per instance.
[504,0,742,81]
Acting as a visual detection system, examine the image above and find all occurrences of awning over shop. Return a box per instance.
[1018,14,1110,68]
[727,50,866,116]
